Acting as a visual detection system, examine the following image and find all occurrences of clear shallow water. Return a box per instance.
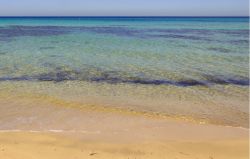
[0,17,249,128]
[0,17,249,86]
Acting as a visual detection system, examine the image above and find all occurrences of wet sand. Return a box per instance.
[0,81,248,127]
[0,81,248,158]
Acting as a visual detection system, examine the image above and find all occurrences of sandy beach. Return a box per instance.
[0,16,249,159]
[0,84,249,159]
[0,131,248,159]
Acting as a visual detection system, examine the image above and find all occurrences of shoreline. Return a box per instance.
[0,81,248,128]
[0,81,248,158]
[0,121,248,159]
[0,106,248,159]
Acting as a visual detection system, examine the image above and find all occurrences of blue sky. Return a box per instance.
[0,0,249,16]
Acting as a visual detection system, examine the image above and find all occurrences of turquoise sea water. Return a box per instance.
[0,17,249,86]
[0,17,249,128]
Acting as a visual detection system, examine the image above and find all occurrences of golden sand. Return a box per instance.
[0,81,248,159]
[0,130,248,159]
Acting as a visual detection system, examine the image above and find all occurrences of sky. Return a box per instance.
[0,0,249,16]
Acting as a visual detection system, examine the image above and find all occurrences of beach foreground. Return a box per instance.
[0,85,249,159]
[0,125,248,159]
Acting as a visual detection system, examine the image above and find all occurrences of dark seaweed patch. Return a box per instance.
[203,74,249,86]
[227,78,249,85]
[34,70,81,82]
[175,80,206,86]
[0,69,248,87]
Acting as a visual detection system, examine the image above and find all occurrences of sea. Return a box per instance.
[0,17,249,128]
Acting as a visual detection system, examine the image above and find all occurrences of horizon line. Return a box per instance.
[0,16,249,18]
